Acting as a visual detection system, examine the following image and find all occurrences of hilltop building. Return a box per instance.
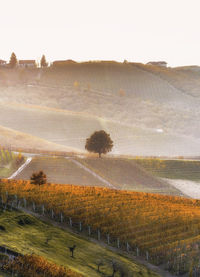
[0,60,7,66]
[18,60,36,68]
[52,59,77,67]
[147,61,167,67]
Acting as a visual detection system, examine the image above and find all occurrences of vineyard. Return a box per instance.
[0,180,200,275]
[133,158,200,181]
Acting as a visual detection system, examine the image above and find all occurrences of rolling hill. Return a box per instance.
[0,62,200,156]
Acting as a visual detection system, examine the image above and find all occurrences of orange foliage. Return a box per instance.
[1,179,200,258]
[3,254,82,277]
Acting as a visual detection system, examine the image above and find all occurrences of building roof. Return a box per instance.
[147,61,167,65]
[19,60,36,64]
[53,59,77,64]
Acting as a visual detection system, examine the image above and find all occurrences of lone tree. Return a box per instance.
[40,55,48,67]
[68,245,76,258]
[9,52,17,68]
[30,171,47,185]
[85,130,113,158]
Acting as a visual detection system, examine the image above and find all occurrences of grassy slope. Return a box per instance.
[133,158,200,181]
[134,63,200,98]
[0,124,79,154]
[15,156,182,196]
[0,209,159,277]
[0,102,189,156]
[0,164,16,179]
[0,152,25,179]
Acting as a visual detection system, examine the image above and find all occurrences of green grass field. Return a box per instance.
[133,158,200,181]
[0,208,159,277]
[0,150,25,179]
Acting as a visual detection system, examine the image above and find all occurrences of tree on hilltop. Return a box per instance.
[85,130,113,158]
[40,55,48,67]
[30,170,47,185]
[9,52,17,68]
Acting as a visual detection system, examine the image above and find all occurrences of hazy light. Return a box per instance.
[1,0,200,66]
[156,129,164,133]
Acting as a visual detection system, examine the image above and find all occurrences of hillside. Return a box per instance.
[0,62,200,156]
[133,158,200,181]
[132,158,200,199]
[13,156,182,196]
[0,207,159,277]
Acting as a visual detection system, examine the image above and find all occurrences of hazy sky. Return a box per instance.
[1,0,200,66]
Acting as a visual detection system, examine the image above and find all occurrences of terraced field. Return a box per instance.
[133,158,200,181]
[75,157,181,195]
[14,156,182,196]
[15,157,106,187]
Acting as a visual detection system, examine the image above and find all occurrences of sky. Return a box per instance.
[1,0,200,67]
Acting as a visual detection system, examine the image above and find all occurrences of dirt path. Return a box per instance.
[19,207,175,277]
[163,178,200,199]
[66,157,117,189]
[8,157,32,179]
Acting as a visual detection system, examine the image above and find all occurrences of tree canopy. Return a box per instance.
[40,55,48,67]
[9,52,17,68]
[85,130,113,157]
[30,171,47,185]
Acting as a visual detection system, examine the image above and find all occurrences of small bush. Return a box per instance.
[0,225,6,231]
[17,215,35,226]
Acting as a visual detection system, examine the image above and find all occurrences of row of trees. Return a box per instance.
[8,52,48,68]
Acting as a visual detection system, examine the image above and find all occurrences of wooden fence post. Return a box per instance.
[79,222,82,232]
[32,202,35,212]
[146,251,149,261]
[107,234,110,245]
[60,212,63,223]
[117,238,120,248]
[98,230,100,241]
[17,200,21,209]
[10,201,13,211]
[126,242,130,252]
[69,217,72,227]
[88,226,91,236]
[51,209,54,219]
[23,198,26,208]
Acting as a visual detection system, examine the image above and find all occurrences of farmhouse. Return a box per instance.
[18,60,36,68]
[147,61,167,67]
[0,60,7,66]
